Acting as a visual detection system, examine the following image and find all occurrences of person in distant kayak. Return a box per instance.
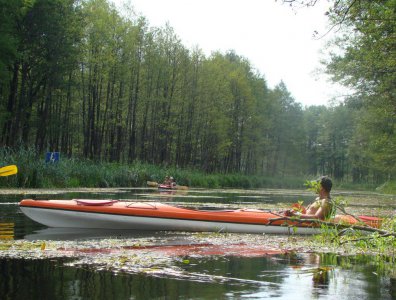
[163,176,171,185]
[285,176,333,220]
[162,176,177,187]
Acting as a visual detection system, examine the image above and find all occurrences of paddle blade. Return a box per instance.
[176,185,189,190]
[147,181,159,187]
[0,165,18,176]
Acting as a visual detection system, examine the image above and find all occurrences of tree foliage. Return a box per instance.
[324,0,396,181]
[283,0,396,182]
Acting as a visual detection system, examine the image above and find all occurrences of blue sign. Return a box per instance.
[45,152,60,163]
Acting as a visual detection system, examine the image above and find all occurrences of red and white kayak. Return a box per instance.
[158,184,177,191]
[19,199,381,235]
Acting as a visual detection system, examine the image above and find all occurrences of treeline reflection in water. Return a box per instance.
[0,253,395,300]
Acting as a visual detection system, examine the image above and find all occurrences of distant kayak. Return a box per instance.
[158,184,177,190]
[19,199,381,235]
[147,181,188,190]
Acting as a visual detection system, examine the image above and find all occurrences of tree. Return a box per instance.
[265,82,305,176]
[0,0,84,150]
[324,0,396,181]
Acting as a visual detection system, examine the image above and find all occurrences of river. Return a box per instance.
[0,187,395,299]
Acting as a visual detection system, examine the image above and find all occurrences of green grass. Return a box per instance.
[0,154,306,189]
[1,147,395,191]
[375,181,396,194]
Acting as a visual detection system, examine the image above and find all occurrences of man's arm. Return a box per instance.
[286,199,328,220]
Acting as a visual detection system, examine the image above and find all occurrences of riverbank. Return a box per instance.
[1,153,394,192]
[0,156,309,189]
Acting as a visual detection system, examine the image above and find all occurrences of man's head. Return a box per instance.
[318,176,332,193]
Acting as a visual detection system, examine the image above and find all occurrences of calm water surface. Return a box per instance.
[0,187,395,299]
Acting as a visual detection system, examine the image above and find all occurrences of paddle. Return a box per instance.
[0,165,18,177]
[147,181,159,187]
[176,185,189,190]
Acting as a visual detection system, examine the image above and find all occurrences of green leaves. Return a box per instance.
[304,179,321,194]
[324,0,396,182]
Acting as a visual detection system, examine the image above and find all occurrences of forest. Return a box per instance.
[0,0,395,187]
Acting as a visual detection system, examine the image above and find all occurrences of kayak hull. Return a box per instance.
[20,206,319,234]
[18,199,365,235]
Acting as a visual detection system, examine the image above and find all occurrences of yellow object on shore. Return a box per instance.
[0,165,18,176]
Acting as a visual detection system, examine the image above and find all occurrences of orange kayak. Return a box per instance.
[19,199,380,235]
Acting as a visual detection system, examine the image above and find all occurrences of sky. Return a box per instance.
[112,0,348,107]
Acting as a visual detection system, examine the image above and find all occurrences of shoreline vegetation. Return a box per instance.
[0,157,303,189]
[0,154,395,192]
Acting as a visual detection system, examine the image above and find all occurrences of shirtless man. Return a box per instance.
[285,176,333,220]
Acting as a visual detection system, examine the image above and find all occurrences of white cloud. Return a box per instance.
[112,0,349,107]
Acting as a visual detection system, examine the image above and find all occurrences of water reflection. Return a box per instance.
[0,253,394,300]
